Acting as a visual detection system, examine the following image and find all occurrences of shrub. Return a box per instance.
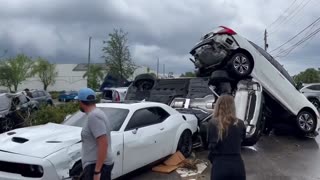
[30,102,79,126]
[49,91,61,99]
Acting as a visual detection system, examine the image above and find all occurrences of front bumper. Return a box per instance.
[0,151,60,180]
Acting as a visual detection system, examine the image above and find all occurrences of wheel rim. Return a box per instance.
[298,113,314,132]
[178,132,192,157]
[233,55,250,74]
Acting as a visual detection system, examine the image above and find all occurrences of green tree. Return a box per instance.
[83,64,105,90]
[180,71,196,77]
[102,29,136,81]
[293,68,320,84]
[0,54,34,92]
[32,57,58,91]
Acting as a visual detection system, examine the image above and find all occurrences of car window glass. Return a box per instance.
[307,85,320,90]
[63,107,129,131]
[38,91,45,97]
[315,85,320,90]
[18,95,28,104]
[0,95,11,111]
[125,107,170,131]
[32,92,39,98]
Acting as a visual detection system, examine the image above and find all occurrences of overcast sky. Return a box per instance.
[0,0,319,76]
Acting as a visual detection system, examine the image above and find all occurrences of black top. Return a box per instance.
[208,119,246,160]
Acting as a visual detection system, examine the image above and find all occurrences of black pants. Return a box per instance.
[82,163,114,180]
[211,155,246,180]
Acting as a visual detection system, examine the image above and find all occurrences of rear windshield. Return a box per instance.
[249,41,296,87]
[63,107,129,131]
[103,90,113,100]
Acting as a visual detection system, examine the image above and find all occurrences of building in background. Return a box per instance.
[0,63,155,92]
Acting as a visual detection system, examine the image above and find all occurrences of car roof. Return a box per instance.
[96,101,171,111]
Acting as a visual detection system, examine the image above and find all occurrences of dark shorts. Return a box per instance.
[82,163,114,180]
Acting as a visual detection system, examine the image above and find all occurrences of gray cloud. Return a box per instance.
[0,0,319,75]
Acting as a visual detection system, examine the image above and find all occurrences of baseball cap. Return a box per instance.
[74,88,96,101]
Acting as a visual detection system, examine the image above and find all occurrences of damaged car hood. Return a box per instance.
[0,123,81,158]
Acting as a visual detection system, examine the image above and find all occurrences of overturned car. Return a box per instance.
[0,93,39,133]
[189,26,320,143]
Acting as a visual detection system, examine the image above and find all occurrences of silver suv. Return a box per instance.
[300,83,320,110]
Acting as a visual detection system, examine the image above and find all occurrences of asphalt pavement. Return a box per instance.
[120,131,320,180]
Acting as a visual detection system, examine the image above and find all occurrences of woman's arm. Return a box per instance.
[207,120,219,162]
[208,121,219,150]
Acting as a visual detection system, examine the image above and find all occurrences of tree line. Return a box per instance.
[0,29,136,92]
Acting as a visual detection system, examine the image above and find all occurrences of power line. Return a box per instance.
[267,0,298,30]
[251,0,298,43]
[268,0,310,35]
[269,16,320,53]
[274,26,320,57]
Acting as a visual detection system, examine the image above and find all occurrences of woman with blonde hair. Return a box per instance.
[208,94,246,180]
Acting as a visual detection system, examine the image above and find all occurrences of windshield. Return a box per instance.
[62,107,129,131]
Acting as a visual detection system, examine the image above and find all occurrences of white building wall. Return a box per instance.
[0,64,155,92]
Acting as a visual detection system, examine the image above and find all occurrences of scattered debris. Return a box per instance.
[152,151,185,173]
[152,151,208,178]
[176,159,208,178]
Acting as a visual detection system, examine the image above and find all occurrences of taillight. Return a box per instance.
[114,92,120,102]
[217,26,236,35]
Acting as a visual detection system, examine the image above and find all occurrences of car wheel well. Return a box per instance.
[233,48,255,68]
[69,160,82,177]
[307,97,319,101]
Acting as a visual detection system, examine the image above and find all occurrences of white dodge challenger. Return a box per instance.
[0,102,198,180]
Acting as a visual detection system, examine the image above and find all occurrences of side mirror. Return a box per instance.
[132,128,138,134]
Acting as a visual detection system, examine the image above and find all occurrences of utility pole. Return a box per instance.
[264,29,268,51]
[156,57,159,78]
[87,36,92,88]
[163,64,165,78]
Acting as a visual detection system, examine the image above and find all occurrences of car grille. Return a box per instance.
[0,161,43,178]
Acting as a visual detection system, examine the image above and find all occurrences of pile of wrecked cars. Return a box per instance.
[0,92,39,133]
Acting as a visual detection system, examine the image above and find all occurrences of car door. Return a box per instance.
[122,107,170,175]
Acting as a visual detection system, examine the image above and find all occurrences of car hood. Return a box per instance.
[0,123,81,158]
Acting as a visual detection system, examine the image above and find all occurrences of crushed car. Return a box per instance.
[189,26,320,144]
[0,102,198,180]
[100,87,128,103]
[0,92,39,133]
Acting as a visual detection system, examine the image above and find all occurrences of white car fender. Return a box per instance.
[46,142,82,179]
[171,115,198,154]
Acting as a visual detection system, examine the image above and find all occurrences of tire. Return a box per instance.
[177,130,192,158]
[133,74,156,90]
[227,53,253,78]
[308,98,320,111]
[296,111,316,135]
